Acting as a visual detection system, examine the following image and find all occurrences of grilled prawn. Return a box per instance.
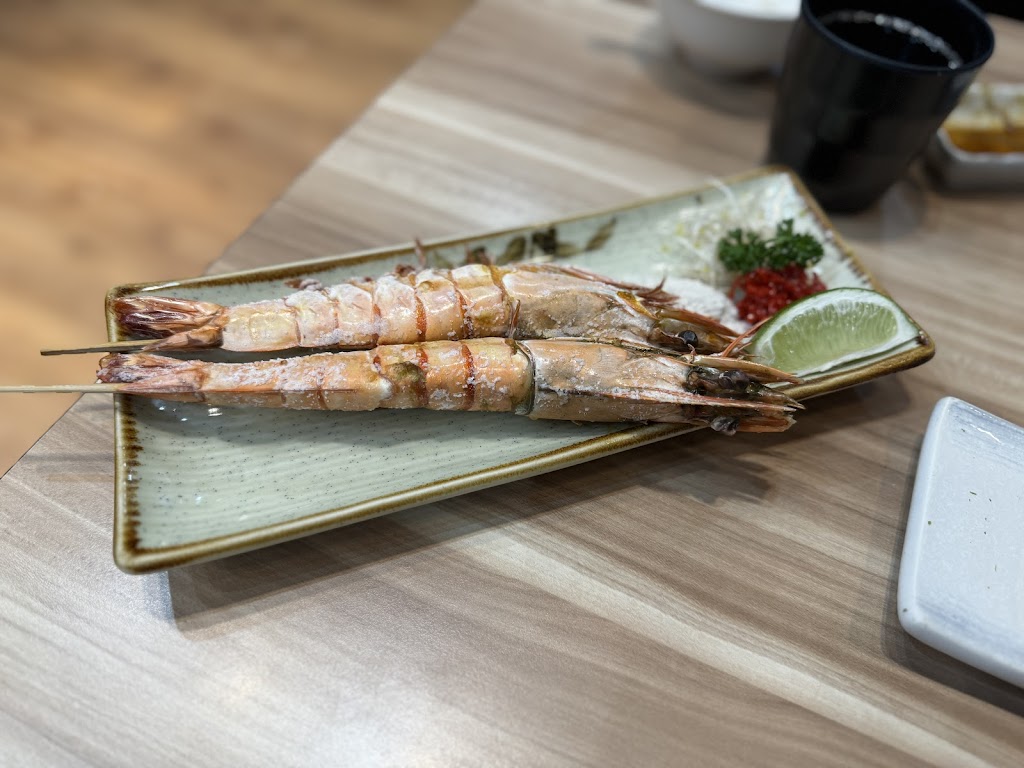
[97,339,800,433]
[113,264,736,355]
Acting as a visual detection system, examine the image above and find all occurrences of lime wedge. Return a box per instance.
[748,288,922,377]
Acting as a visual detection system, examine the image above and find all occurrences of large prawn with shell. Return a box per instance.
[109,263,738,355]
[95,338,801,434]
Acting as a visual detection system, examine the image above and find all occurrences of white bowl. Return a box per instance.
[656,0,798,77]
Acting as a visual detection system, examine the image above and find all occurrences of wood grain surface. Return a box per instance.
[0,0,470,474]
[3,1,1024,765]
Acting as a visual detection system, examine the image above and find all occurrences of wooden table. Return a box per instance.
[3,2,1023,764]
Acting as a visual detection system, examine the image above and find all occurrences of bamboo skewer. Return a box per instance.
[41,339,151,356]
[0,384,122,394]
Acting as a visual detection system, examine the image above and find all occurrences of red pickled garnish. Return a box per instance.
[729,264,826,325]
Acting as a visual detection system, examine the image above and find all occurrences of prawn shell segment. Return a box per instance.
[221,300,301,352]
[502,266,671,350]
[373,275,421,345]
[467,338,532,413]
[326,282,375,346]
[285,289,342,348]
[199,352,393,411]
[450,265,509,338]
[413,269,465,341]
[374,339,530,413]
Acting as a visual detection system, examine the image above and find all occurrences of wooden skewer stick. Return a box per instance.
[0,384,122,394]
[40,339,151,356]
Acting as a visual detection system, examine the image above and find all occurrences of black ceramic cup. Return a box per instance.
[767,0,994,212]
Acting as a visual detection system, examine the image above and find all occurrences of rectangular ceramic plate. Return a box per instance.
[107,167,934,573]
[898,397,1024,688]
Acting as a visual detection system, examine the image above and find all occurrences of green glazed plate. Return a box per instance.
[106,167,934,573]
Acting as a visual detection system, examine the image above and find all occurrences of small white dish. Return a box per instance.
[925,83,1024,192]
[926,128,1024,192]
[898,397,1024,688]
[655,0,798,77]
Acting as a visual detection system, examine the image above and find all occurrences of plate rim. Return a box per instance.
[107,165,936,573]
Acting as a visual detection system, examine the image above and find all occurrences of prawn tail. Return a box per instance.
[97,353,206,398]
[112,296,226,350]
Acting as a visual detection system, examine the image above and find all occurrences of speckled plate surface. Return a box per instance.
[898,397,1024,688]
[107,167,934,572]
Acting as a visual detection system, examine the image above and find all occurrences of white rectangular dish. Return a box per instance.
[899,397,1024,688]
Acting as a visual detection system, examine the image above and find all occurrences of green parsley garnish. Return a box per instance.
[717,219,824,273]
